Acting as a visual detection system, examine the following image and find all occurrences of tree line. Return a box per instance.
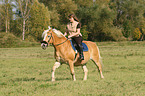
[0,0,145,41]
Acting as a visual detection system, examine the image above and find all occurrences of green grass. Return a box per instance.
[0,41,145,96]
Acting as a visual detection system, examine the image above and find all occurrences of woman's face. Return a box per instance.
[69,17,74,22]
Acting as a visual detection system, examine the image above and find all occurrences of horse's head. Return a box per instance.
[41,26,53,49]
[41,26,66,49]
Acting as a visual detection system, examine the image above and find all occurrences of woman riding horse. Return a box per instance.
[41,26,104,81]
[64,14,84,60]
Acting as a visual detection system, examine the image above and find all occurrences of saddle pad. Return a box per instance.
[70,40,88,52]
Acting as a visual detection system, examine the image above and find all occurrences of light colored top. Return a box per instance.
[66,21,82,37]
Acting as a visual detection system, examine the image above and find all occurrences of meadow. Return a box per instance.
[0,41,145,96]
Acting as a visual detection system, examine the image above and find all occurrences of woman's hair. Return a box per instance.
[68,14,80,22]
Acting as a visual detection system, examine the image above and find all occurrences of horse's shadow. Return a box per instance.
[11,77,36,82]
[11,77,74,82]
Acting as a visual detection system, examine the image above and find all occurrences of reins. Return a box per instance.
[43,30,68,46]
[50,32,68,46]
[53,37,68,46]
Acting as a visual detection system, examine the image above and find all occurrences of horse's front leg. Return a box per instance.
[69,60,76,81]
[52,62,61,81]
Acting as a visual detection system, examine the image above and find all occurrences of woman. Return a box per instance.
[64,14,84,60]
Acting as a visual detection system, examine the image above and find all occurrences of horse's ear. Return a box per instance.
[48,26,51,30]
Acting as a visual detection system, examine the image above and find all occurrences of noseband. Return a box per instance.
[41,33,52,45]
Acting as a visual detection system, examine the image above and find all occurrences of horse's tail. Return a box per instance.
[97,46,104,68]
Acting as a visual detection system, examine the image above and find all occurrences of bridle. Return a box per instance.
[42,32,68,46]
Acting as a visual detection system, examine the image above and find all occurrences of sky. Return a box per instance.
[0,0,17,20]
[0,0,17,12]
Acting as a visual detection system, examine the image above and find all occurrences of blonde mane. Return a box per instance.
[52,29,63,38]
[42,26,64,38]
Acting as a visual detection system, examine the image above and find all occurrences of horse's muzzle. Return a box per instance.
[41,41,48,50]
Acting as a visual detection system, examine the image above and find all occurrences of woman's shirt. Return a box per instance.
[66,21,82,37]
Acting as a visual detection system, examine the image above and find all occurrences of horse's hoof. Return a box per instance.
[52,79,55,82]
[101,76,104,79]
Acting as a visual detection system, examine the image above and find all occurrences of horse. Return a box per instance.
[41,26,104,81]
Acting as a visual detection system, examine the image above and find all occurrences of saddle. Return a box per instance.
[70,40,88,52]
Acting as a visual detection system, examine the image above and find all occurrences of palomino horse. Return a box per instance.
[41,27,104,81]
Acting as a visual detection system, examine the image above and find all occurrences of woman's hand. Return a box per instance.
[63,32,67,37]
[68,35,72,38]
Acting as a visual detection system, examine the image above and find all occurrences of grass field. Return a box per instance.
[0,41,145,96]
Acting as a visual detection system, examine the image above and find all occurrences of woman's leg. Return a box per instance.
[72,37,84,60]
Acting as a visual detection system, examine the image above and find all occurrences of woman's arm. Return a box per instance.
[68,28,80,38]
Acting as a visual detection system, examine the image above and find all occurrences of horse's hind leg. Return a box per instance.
[52,62,61,81]
[82,65,88,80]
[92,57,104,79]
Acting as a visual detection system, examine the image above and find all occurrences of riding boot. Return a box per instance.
[78,44,84,60]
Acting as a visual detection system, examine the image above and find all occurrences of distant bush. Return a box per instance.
[25,32,37,42]
[0,32,39,48]
[122,21,133,38]
[103,27,126,41]
[132,28,142,40]
[109,27,126,41]
[93,25,126,41]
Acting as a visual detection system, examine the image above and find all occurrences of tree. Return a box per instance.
[122,20,133,38]
[38,0,144,41]
[110,0,145,40]
[73,0,93,8]
[16,0,33,40]
[0,4,3,31]
[39,0,60,30]
[28,0,51,41]
[76,0,124,41]
[0,0,14,33]
[139,16,145,41]
[39,0,78,32]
